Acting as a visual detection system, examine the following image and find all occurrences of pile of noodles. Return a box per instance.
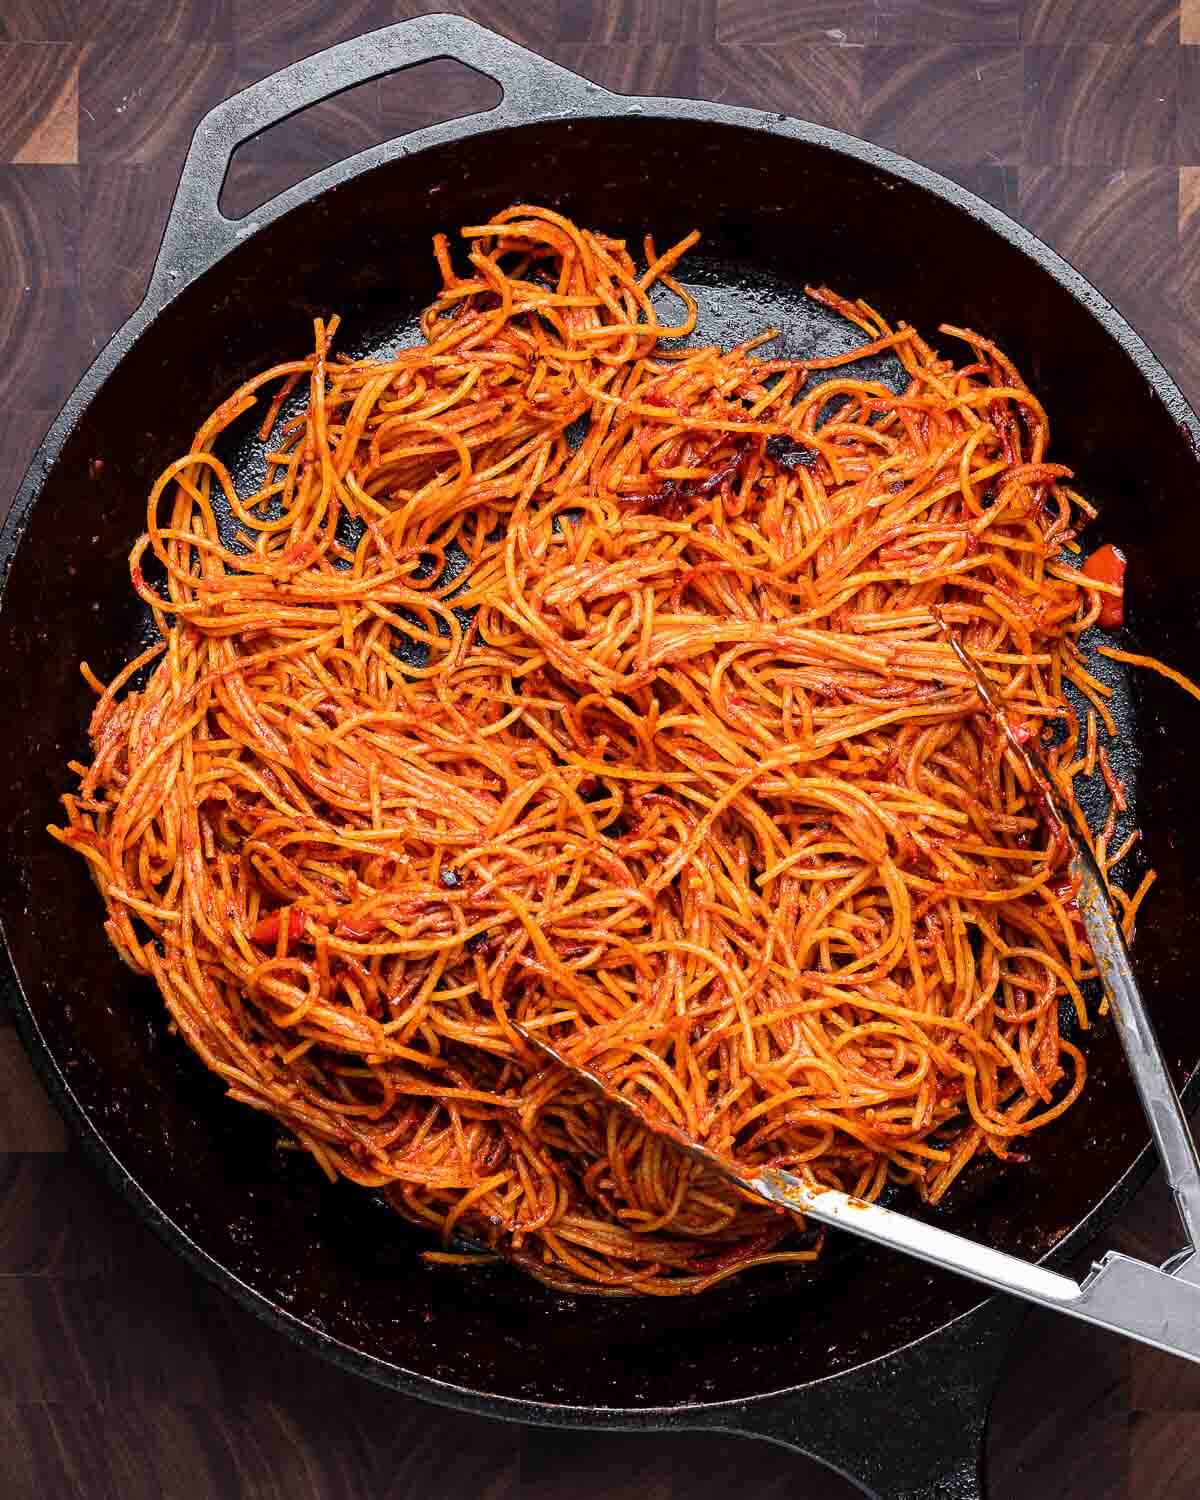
[52,205,1163,1294]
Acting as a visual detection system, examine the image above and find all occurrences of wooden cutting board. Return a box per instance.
[0,2,1197,1495]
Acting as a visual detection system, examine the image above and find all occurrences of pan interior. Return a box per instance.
[2,115,1199,1412]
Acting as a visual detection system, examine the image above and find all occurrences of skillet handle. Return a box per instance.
[146,15,605,304]
[708,1297,1019,1499]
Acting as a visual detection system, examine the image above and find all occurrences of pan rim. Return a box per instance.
[2,95,1198,1422]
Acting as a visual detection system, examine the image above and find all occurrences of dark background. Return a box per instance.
[2,1,1199,1495]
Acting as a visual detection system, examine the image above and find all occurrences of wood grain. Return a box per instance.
[221,47,385,220]
[230,0,561,58]
[0,1035,69,1151]
[988,1308,1130,1500]
[0,1154,119,1276]
[863,45,1022,164]
[1022,0,1180,44]
[1180,164,1200,238]
[1016,166,1180,348]
[696,43,862,134]
[716,0,873,46]
[546,43,699,98]
[1130,1414,1200,1498]
[79,162,181,340]
[0,165,78,291]
[104,1401,390,1500]
[1132,1341,1200,1412]
[78,42,236,166]
[0,406,56,519]
[230,0,395,58]
[232,46,385,155]
[79,0,234,45]
[0,1278,107,1402]
[3,3,1200,1497]
[0,0,75,42]
[1180,46,1200,162]
[1172,168,1200,438]
[0,1404,114,1500]
[220,53,507,220]
[875,1,1021,44]
[0,44,78,163]
[403,0,559,49]
[1023,45,1179,166]
[378,56,504,135]
[924,160,1019,212]
[557,0,717,42]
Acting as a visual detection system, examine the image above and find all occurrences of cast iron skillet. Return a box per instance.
[3,17,1200,1498]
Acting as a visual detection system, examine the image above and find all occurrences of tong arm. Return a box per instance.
[756,1171,1200,1364]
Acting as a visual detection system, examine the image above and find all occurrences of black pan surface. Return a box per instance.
[2,18,1200,1456]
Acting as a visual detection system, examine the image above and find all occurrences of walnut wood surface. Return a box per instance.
[2,2,1199,1494]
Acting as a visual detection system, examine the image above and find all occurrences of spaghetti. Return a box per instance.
[50,205,1169,1294]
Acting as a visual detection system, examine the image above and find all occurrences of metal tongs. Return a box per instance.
[516,633,1200,1364]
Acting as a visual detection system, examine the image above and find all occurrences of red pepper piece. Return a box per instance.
[252,908,306,950]
[1082,544,1126,628]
